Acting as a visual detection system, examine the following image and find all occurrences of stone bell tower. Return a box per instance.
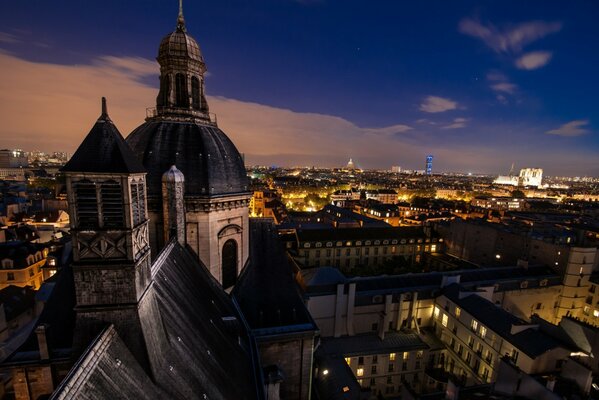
[61,98,151,367]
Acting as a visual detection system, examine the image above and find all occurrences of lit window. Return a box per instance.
[356,368,364,377]
[455,307,461,318]
[471,320,479,331]
[433,306,440,319]
[480,326,487,339]
[442,314,448,327]
[594,310,599,318]
[345,357,351,365]
[403,352,409,360]
[389,353,396,361]
[431,244,437,252]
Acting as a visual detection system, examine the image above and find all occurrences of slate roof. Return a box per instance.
[61,100,145,174]
[304,265,561,298]
[320,331,428,357]
[126,121,249,198]
[294,226,427,243]
[50,325,167,400]
[137,240,262,399]
[0,241,47,269]
[443,284,573,358]
[3,266,76,363]
[36,240,262,399]
[234,220,317,333]
[0,285,36,321]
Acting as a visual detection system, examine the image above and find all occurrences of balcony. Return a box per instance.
[145,107,218,125]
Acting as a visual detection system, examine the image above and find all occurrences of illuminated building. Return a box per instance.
[494,168,543,187]
[365,189,398,204]
[0,242,49,290]
[346,158,356,170]
[0,149,28,169]
[425,155,433,175]
[286,226,441,270]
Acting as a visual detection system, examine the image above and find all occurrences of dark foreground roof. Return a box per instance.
[3,266,76,363]
[0,285,36,321]
[61,100,145,174]
[234,220,317,334]
[42,241,263,400]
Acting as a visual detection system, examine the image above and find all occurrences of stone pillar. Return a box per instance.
[162,165,186,245]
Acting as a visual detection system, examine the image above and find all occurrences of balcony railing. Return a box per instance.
[145,107,218,124]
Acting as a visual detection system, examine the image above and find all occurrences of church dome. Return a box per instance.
[158,29,203,64]
[126,121,249,199]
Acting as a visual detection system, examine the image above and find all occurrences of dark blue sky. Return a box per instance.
[1,0,598,175]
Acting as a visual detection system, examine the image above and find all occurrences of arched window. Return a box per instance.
[191,76,200,110]
[157,74,171,107]
[175,73,188,107]
[222,239,238,289]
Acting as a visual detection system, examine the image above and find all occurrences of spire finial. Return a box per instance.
[101,97,109,120]
[177,0,186,31]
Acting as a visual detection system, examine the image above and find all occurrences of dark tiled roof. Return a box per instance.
[443,284,571,358]
[61,105,145,174]
[234,220,317,332]
[295,226,426,243]
[313,351,365,400]
[0,241,47,269]
[51,325,167,400]
[126,121,249,198]
[0,285,36,321]
[140,241,262,399]
[305,265,560,298]
[320,331,428,357]
[3,266,76,362]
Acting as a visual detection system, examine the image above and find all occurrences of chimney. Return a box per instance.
[35,324,50,360]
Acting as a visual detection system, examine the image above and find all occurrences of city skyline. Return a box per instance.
[0,0,598,175]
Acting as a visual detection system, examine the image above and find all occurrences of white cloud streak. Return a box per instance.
[0,32,20,44]
[458,19,562,54]
[515,51,553,70]
[546,120,590,137]
[419,96,459,113]
[442,117,468,129]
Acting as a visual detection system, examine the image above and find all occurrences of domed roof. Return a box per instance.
[158,29,203,64]
[162,165,185,183]
[126,121,249,199]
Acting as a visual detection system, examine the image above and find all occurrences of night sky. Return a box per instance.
[0,0,598,175]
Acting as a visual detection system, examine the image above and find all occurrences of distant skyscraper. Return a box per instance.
[425,155,433,175]
[391,165,401,173]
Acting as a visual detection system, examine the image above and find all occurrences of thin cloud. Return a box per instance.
[364,124,413,135]
[459,18,562,54]
[442,118,468,129]
[515,51,553,70]
[0,52,594,174]
[419,96,458,113]
[0,31,20,44]
[486,70,518,103]
[546,120,590,137]
[486,71,508,82]
[491,82,517,94]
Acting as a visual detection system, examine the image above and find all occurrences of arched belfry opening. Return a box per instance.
[222,239,238,289]
[175,73,188,107]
